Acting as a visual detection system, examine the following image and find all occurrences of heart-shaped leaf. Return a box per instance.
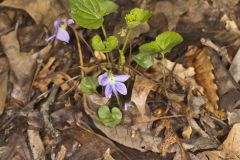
[139,41,161,53]
[125,8,152,29]
[79,77,98,94]
[156,31,183,54]
[133,41,160,68]
[92,35,105,51]
[70,0,118,29]
[133,52,157,68]
[98,106,122,128]
[92,35,118,52]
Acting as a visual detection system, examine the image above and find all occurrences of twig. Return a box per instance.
[72,27,84,78]
[40,85,60,138]
[200,38,231,63]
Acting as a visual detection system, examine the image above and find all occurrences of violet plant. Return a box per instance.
[46,19,74,43]
[70,0,183,127]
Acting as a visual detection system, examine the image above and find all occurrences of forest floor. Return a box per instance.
[1,0,240,159]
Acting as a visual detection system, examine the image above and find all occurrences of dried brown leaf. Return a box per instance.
[204,123,240,160]
[185,47,219,109]
[62,127,126,159]
[0,57,8,114]
[130,75,156,119]
[1,0,67,27]
[1,30,37,104]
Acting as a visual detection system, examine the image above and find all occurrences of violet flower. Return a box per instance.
[45,19,74,43]
[98,72,130,98]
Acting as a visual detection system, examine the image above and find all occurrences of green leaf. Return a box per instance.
[133,52,157,68]
[99,1,118,15]
[139,41,161,53]
[92,35,118,52]
[79,77,99,94]
[133,41,160,68]
[98,106,122,128]
[92,35,105,51]
[155,31,183,54]
[70,0,118,29]
[104,36,118,52]
[125,8,152,29]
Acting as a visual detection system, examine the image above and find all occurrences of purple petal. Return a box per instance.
[105,84,113,98]
[115,82,127,95]
[67,19,74,25]
[56,28,70,43]
[45,34,56,42]
[114,74,130,82]
[98,72,109,86]
[54,19,64,29]
[111,84,118,97]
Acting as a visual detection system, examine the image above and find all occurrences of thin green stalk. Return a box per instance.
[119,29,132,70]
[115,94,122,107]
[122,29,132,53]
[101,25,112,66]
[101,25,107,39]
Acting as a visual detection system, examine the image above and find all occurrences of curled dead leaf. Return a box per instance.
[185,46,219,109]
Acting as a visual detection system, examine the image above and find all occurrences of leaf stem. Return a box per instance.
[162,53,166,93]
[122,29,132,53]
[101,25,107,39]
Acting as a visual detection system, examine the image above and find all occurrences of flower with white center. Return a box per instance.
[98,72,130,98]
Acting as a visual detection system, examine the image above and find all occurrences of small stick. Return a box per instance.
[40,85,60,138]
[72,27,84,78]
[200,38,231,63]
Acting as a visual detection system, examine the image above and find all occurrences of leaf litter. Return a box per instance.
[0,0,240,159]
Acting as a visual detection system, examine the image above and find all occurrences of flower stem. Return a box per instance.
[115,94,122,107]
[119,29,132,71]
[101,25,113,68]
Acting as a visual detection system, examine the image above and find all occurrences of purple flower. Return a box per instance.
[98,72,130,98]
[45,19,74,43]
